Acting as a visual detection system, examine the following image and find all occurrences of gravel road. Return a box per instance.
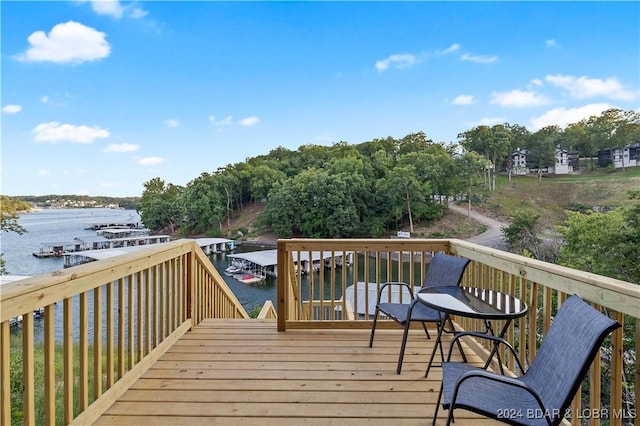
[448,203,509,250]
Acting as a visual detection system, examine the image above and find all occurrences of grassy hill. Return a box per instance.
[479,167,640,232]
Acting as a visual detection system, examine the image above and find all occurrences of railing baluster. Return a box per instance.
[118,278,125,379]
[136,271,143,362]
[144,269,151,355]
[63,297,73,424]
[106,281,114,387]
[22,313,35,426]
[1,322,9,425]
[128,274,134,369]
[44,304,55,426]
[93,286,103,400]
[79,291,89,410]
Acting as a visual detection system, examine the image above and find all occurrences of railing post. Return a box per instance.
[277,240,286,331]
[187,242,195,329]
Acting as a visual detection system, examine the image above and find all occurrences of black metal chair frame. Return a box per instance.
[433,294,621,426]
[368,252,471,374]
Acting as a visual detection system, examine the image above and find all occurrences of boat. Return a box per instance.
[224,265,243,275]
[224,259,247,275]
[237,273,265,285]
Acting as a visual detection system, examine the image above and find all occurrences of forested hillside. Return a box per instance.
[138,108,640,240]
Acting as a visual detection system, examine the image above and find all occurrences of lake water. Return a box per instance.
[1,208,278,315]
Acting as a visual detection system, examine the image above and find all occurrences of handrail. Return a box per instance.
[276,238,639,426]
[257,300,277,319]
[2,236,637,425]
[0,239,248,425]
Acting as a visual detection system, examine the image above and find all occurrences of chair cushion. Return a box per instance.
[441,362,552,426]
[377,301,442,325]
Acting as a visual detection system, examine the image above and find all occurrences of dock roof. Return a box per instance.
[227,249,339,267]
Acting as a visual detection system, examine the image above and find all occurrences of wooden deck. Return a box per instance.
[95,319,499,425]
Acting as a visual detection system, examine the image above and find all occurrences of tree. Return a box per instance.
[213,166,242,227]
[139,178,184,233]
[263,180,298,237]
[458,125,510,191]
[376,164,424,233]
[1,196,28,274]
[502,210,543,256]
[558,204,640,284]
[453,151,488,217]
[527,126,560,180]
[503,124,530,182]
[182,173,226,234]
[249,165,286,203]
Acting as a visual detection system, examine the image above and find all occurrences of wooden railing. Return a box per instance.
[3,237,637,425]
[0,239,248,426]
[276,238,639,426]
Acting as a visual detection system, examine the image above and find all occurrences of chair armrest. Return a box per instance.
[450,369,549,422]
[446,331,526,374]
[375,282,414,304]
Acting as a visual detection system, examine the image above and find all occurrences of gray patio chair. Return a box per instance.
[433,294,621,426]
[368,252,471,374]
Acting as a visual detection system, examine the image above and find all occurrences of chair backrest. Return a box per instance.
[522,295,621,424]
[421,252,471,290]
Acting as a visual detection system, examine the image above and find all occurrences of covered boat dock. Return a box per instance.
[227,249,353,278]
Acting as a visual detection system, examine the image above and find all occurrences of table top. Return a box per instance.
[417,286,528,320]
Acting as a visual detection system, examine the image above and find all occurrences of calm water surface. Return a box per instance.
[1,208,277,341]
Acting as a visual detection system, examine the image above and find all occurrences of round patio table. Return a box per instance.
[417,286,528,377]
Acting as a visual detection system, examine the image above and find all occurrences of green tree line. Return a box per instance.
[139,108,640,239]
[139,132,489,238]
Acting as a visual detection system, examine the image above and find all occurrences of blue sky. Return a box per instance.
[2,1,639,197]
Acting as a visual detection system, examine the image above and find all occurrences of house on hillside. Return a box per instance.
[597,141,640,169]
[543,147,571,175]
[509,148,529,175]
[504,146,575,176]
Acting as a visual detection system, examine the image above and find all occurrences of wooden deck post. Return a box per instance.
[277,240,286,331]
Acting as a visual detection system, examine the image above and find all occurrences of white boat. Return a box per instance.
[224,260,247,276]
[225,265,242,275]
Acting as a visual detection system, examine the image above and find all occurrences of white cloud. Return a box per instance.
[452,95,475,106]
[209,115,233,126]
[490,90,550,107]
[90,0,125,18]
[17,21,110,64]
[32,122,110,143]
[129,7,148,19]
[38,169,50,176]
[437,43,460,55]
[460,52,498,63]
[2,104,22,114]
[165,119,180,128]
[545,74,637,101]
[529,79,544,88]
[78,1,148,19]
[375,53,417,72]
[138,156,165,166]
[41,96,49,103]
[530,103,614,130]
[239,116,260,126]
[102,143,140,153]
[545,39,558,48]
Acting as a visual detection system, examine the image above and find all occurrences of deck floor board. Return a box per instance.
[95,319,500,425]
